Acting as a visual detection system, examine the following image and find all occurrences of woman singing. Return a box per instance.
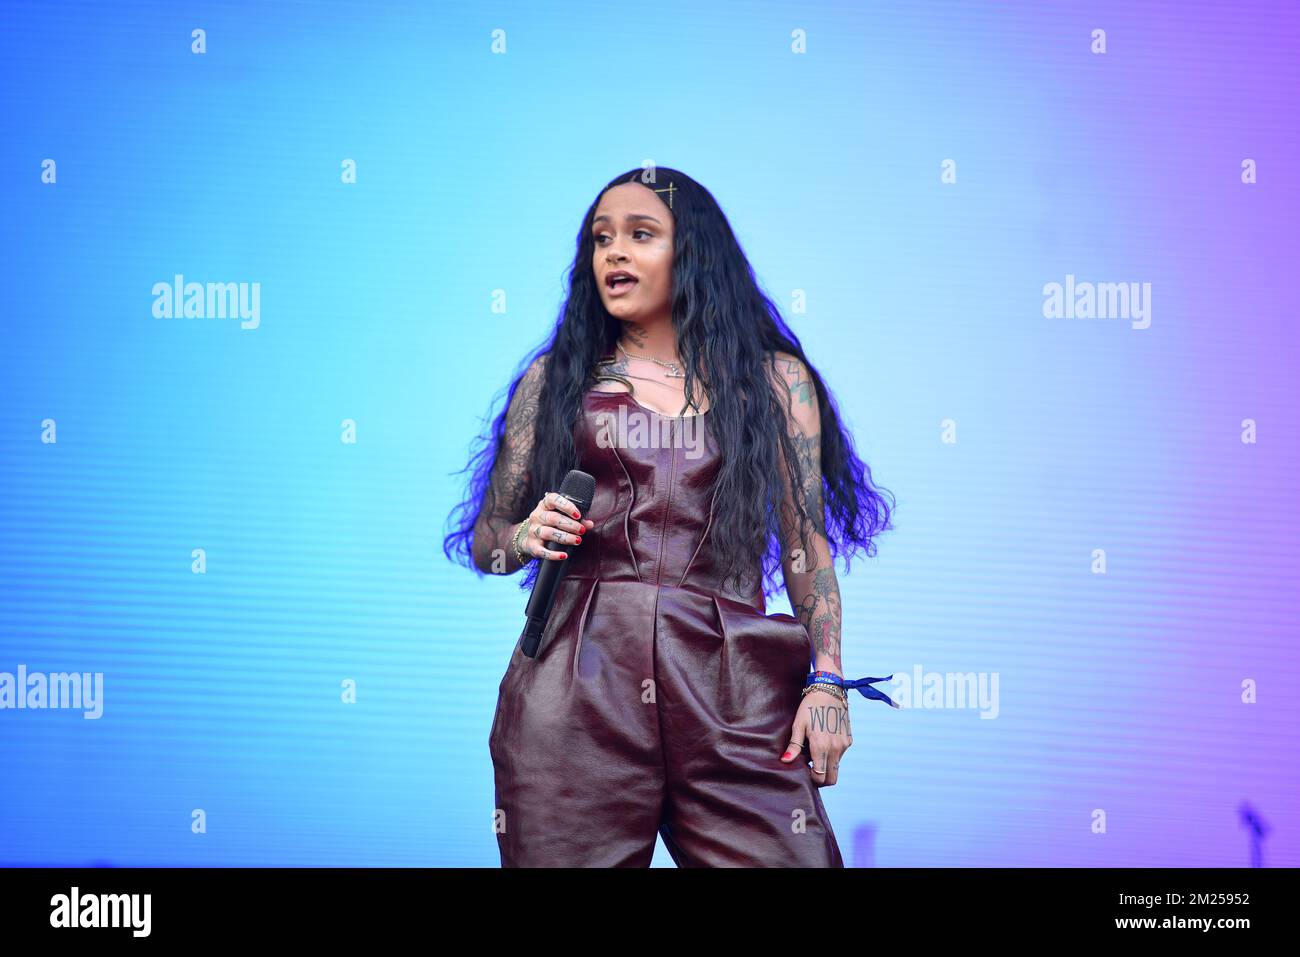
[444,167,897,867]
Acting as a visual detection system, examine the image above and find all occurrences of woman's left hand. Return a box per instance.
[781,689,852,787]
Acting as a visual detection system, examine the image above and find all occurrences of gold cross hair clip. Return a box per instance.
[652,180,676,210]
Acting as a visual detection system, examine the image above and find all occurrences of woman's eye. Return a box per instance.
[593,230,651,244]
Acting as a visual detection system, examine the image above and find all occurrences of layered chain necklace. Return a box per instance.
[616,341,686,378]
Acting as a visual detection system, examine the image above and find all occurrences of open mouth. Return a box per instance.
[606,273,638,295]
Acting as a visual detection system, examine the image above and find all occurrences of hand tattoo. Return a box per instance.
[805,700,851,737]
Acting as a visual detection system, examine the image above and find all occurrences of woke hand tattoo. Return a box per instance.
[806,701,851,737]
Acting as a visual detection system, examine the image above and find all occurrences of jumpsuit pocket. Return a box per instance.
[532,576,598,664]
[712,594,812,667]
[711,595,812,725]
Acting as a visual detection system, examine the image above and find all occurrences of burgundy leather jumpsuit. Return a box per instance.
[488,389,844,866]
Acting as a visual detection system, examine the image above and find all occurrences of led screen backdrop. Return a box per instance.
[1,0,1296,866]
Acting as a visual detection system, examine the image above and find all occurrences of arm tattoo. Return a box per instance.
[794,567,842,673]
[791,430,827,539]
[810,567,842,672]
[771,353,843,674]
[772,354,814,406]
[472,356,545,572]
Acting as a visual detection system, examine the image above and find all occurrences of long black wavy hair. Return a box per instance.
[443,167,895,599]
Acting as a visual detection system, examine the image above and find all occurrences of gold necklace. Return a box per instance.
[616,341,685,378]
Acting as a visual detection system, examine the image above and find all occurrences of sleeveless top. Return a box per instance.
[513,388,813,674]
[564,389,764,606]
[529,388,900,708]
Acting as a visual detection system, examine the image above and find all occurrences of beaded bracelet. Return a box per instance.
[804,670,900,709]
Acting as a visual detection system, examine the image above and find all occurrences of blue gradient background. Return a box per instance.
[1,0,1296,867]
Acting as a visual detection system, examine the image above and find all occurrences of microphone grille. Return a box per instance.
[558,469,596,511]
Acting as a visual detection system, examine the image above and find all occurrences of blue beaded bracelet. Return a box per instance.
[805,669,900,708]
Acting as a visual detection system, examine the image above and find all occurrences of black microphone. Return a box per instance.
[520,469,595,658]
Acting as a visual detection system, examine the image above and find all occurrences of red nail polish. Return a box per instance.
[576,537,583,544]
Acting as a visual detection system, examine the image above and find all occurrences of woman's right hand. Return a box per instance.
[521,491,595,561]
